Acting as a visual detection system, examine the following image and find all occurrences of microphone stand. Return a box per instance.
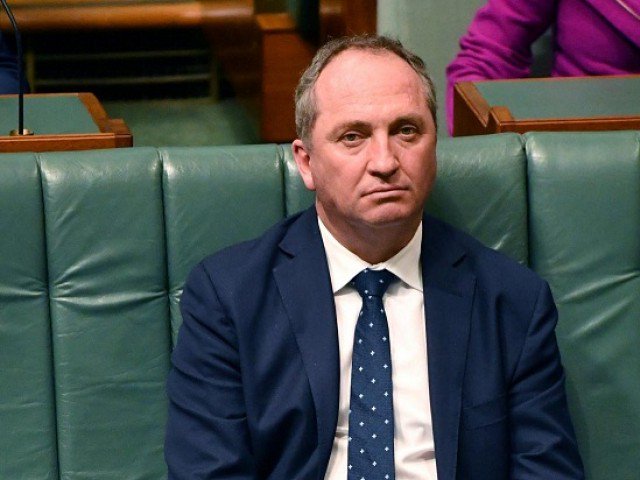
[1,0,33,136]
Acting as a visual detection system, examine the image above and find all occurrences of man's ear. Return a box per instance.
[292,139,316,191]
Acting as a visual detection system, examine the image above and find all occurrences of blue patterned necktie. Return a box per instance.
[348,268,397,480]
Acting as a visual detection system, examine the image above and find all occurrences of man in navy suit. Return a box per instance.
[165,35,584,479]
[0,30,20,94]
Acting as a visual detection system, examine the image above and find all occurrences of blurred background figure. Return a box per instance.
[0,29,20,94]
[446,0,640,134]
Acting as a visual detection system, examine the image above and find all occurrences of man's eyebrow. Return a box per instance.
[389,115,426,130]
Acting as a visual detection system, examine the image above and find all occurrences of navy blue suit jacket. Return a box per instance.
[0,31,20,94]
[166,207,584,479]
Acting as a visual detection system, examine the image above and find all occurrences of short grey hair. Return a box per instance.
[294,34,438,146]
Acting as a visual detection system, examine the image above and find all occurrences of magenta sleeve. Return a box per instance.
[445,0,557,133]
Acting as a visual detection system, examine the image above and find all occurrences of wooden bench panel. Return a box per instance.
[1,0,252,31]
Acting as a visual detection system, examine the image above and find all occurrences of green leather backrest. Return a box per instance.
[1,145,285,479]
[161,145,285,344]
[281,145,314,215]
[527,131,640,479]
[427,134,528,264]
[39,148,170,479]
[0,154,58,480]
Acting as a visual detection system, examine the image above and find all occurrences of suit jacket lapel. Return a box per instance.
[273,208,340,471]
[422,216,476,480]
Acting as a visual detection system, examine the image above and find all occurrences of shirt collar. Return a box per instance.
[318,218,423,294]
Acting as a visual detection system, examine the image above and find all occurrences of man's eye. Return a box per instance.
[342,133,361,144]
[399,125,417,136]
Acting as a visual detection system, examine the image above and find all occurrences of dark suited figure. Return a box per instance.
[165,35,584,479]
[0,30,20,94]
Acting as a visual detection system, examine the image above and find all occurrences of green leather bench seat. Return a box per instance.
[0,132,638,479]
[527,132,640,478]
[161,145,285,343]
[427,134,528,264]
[0,154,58,479]
[40,150,170,479]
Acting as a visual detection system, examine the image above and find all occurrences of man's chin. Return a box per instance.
[358,206,423,230]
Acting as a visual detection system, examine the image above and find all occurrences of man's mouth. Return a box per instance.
[363,185,408,196]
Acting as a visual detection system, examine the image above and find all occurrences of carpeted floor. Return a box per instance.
[103,97,261,147]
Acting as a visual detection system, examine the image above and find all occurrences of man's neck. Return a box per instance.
[317,210,423,265]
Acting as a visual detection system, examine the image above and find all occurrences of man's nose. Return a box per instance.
[368,135,399,176]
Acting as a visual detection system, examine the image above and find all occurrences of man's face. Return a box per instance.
[293,49,437,246]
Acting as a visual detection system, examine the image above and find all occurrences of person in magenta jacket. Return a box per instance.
[446,0,640,134]
[0,30,20,94]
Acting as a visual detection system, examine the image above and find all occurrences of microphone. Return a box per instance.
[1,0,33,136]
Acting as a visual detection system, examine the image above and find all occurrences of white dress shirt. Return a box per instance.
[319,219,438,480]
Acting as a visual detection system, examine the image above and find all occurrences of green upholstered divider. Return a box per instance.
[526,131,640,480]
[40,148,170,479]
[281,133,528,264]
[0,154,58,479]
[428,133,528,264]
[162,145,285,344]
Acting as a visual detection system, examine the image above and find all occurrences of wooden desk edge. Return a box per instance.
[494,115,640,134]
[0,92,133,151]
[453,82,492,136]
[76,92,133,146]
[0,132,130,152]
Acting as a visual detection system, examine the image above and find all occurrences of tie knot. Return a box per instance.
[351,268,396,298]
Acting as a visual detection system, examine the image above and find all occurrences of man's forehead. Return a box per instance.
[320,48,407,80]
[317,50,421,98]
[313,49,427,113]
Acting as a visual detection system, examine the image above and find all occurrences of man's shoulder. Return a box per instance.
[424,214,544,290]
[208,210,305,259]
[425,215,554,343]
[191,208,313,284]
